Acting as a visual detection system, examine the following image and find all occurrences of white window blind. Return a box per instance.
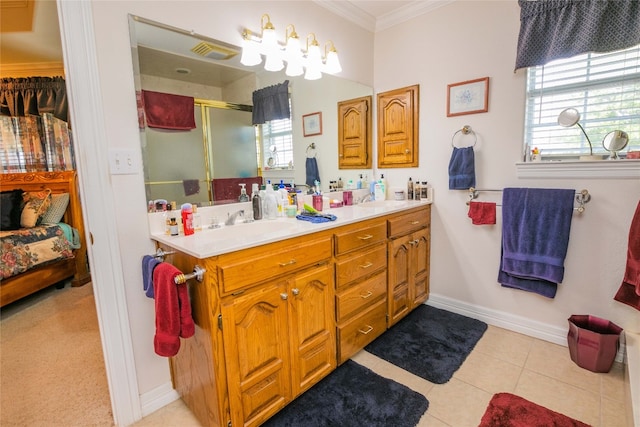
[524,45,640,159]
[260,116,293,170]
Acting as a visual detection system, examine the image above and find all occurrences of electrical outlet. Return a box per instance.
[108,149,138,175]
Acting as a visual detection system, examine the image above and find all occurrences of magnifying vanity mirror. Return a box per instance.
[602,130,629,160]
[129,15,373,208]
[557,107,594,157]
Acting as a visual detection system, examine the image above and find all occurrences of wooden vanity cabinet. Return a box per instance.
[218,233,336,427]
[334,219,388,364]
[387,205,431,327]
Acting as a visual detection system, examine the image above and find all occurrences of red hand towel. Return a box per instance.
[142,90,196,130]
[614,200,640,311]
[468,201,496,225]
[153,263,195,357]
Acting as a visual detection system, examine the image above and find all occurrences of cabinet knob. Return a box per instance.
[292,288,300,296]
[409,239,419,246]
[405,149,410,154]
[280,293,288,300]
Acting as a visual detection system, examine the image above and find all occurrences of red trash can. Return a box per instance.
[567,315,623,373]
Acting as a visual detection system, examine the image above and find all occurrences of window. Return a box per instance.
[524,45,640,159]
[259,115,294,170]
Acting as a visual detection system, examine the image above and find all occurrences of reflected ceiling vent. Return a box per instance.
[190,41,238,60]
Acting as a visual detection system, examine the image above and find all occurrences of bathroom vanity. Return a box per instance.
[150,199,431,427]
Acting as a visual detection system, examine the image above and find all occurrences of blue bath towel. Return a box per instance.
[448,147,476,190]
[305,157,320,188]
[498,188,575,298]
[142,255,161,299]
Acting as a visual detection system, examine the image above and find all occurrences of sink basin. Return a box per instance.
[206,219,298,238]
[356,200,407,208]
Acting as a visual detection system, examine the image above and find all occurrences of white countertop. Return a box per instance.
[150,199,432,259]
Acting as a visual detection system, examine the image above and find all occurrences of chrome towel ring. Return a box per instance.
[451,125,477,148]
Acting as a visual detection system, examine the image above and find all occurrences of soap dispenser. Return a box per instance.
[238,183,249,202]
[263,180,277,220]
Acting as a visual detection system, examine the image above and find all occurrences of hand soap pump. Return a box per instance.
[264,180,277,220]
[251,183,262,220]
[238,183,249,202]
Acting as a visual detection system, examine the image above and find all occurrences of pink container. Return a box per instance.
[312,195,323,211]
[567,315,622,373]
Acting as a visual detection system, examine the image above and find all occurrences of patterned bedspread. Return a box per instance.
[1,225,74,279]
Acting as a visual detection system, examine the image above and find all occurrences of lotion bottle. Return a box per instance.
[251,183,262,220]
[264,180,277,220]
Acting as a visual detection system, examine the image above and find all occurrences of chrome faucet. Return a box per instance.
[357,193,374,204]
[225,209,245,226]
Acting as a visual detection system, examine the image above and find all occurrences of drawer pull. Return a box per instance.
[358,325,374,335]
[357,234,373,240]
[359,262,373,269]
[360,291,373,299]
[279,259,297,267]
[410,220,420,225]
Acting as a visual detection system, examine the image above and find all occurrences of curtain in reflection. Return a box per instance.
[0,77,68,122]
[252,80,290,125]
[515,0,640,70]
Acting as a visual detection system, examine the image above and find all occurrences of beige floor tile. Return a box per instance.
[515,369,600,426]
[132,399,202,427]
[358,351,435,396]
[525,338,601,393]
[602,396,632,427]
[472,325,533,367]
[602,362,627,403]
[425,378,492,427]
[454,349,522,394]
[416,412,451,427]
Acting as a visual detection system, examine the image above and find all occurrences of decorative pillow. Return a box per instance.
[0,189,24,230]
[41,193,70,224]
[20,189,52,228]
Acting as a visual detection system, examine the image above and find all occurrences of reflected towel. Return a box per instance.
[153,262,195,357]
[183,179,200,196]
[305,157,320,187]
[448,147,476,190]
[614,200,640,311]
[498,188,575,298]
[468,201,496,225]
[142,90,196,130]
[142,255,160,299]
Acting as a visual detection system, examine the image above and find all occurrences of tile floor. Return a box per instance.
[133,325,629,427]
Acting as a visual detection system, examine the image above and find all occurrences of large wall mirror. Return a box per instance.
[129,15,373,208]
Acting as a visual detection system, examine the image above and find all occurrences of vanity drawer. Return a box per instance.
[336,271,386,323]
[335,244,386,289]
[337,299,387,364]
[218,236,332,294]
[334,221,386,255]
[388,205,430,238]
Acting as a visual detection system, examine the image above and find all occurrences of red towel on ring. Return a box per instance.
[614,200,640,311]
[152,263,195,357]
[142,90,196,130]
[468,201,496,225]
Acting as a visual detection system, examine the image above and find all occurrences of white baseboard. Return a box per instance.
[426,294,625,362]
[140,382,180,417]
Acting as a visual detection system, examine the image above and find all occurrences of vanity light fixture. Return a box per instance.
[240,14,342,80]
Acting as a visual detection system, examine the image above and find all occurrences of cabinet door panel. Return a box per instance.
[412,228,430,306]
[377,85,419,168]
[222,282,291,427]
[338,96,372,169]
[289,263,336,397]
[388,237,411,326]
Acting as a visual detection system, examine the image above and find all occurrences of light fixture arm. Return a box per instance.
[261,14,274,34]
[575,122,593,156]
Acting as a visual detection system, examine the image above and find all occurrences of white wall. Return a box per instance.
[373,1,640,338]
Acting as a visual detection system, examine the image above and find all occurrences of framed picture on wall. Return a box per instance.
[303,112,322,137]
[446,77,489,117]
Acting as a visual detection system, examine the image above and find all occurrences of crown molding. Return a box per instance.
[312,0,455,32]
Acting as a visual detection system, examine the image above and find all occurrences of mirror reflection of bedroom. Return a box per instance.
[0,2,111,425]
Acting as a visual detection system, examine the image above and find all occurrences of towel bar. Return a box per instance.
[153,248,176,260]
[467,187,590,213]
[174,265,206,285]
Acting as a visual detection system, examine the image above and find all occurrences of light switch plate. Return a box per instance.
[108,149,138,175]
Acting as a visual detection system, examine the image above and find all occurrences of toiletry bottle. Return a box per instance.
[192,205,202,231]
[169,217,179,236]
[421,181,429,199]
[369,174,376,197]
[407,177,414,200]
[337,177,343,190]
[238,183,249,202]
[357,174,363,189]
[251,183,262,220]
[264,181,277,220]
[362,174,369,190]
[181,203,194,236]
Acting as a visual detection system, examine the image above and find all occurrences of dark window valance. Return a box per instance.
[252,80,290,125]
[515,0,640,71]
[0,77,68,121]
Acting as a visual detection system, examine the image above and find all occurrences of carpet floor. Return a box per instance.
[365,304,487,384]
[262,360,429,427]
[0,283,113,426]
[478,393,591,427]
